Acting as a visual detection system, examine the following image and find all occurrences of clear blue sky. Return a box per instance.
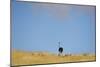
[12,1,96,54]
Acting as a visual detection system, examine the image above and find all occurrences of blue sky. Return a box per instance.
[12,1,96,54]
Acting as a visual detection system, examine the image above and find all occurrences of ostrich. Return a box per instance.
[58,42,63,56]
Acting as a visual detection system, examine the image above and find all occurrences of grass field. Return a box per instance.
[11,50,96,66]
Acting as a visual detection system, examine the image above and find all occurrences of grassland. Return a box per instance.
[11,50,96,66]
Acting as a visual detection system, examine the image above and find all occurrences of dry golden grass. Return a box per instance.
[11,50,96,66]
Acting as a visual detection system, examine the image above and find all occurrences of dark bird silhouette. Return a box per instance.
[58,42,63,56]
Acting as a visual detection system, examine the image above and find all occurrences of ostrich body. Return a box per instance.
[59,47,63,53]
[58,42,63,56]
